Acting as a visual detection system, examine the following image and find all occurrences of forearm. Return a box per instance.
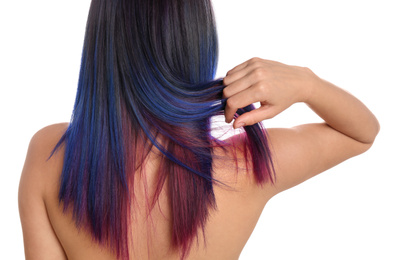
[303,71,380,144]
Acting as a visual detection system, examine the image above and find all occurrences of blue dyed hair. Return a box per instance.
[53,0,274,259]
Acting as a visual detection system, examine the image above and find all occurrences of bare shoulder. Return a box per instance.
[212,133,269,197]
[20,122,69,189]
[19,123,69,260]
[30,122,69,150]
[19,122,69,212]
[264,123,373,195]
[218,123,374,201]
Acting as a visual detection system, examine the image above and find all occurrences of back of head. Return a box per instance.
[53,0,274,259]
[86,0,218,86]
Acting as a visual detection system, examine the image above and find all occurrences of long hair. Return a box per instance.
[52,0,274,259]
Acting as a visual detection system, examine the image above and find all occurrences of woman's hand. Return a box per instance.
[223,57,317,128]
[224,57,379,144]
[222,57,379,196]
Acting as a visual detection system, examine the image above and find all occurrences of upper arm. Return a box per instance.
[265,123,373,195]
[19,125,68,260]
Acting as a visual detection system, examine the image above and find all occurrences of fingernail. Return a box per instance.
[235,122,245,129]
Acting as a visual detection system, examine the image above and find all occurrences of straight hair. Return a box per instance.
[52,0,274,259]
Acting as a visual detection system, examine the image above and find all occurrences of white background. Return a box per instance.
[1,0,398,259]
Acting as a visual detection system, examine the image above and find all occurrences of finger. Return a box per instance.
[226,59,251,76]
[223,64,253,87]
[223,67,248,90]
[223,70,259,99]
[226,57,265,76]
[224,84,265,123]
[233,105,279,128]
[223,64,270,99]
[224,58,265,86]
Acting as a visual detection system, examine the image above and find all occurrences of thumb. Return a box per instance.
[233,106,277,128]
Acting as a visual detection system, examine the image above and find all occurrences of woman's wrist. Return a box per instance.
[296,66,321,104]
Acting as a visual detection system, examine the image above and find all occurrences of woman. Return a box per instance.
[18,0,379,259]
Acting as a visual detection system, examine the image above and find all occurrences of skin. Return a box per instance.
[19,58,379,259]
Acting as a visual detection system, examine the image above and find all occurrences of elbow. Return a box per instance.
[374,115,381,138]
[368,114,380,144]
[355,116,380,155]
[360,118,380,152]
[360,113,380,145]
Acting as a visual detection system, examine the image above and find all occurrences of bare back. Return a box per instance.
[19,58,379,260]
[21,117,373,259]
[35,123,274,260]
